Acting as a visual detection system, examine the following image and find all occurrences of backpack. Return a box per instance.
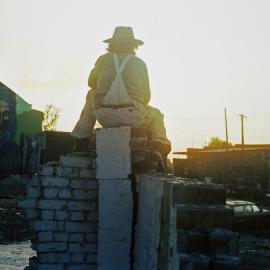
[102,53,133,107]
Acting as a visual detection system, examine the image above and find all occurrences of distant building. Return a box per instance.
[173,145,270,198]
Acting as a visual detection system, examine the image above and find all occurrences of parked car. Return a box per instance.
[226,200,270,230]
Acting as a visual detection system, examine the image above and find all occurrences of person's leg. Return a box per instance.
[71,90,96,151]
[143,106,171,156]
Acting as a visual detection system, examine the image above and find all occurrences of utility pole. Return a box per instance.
[239,113,248,145]
[224,108,230,175]
[224,108,229,149]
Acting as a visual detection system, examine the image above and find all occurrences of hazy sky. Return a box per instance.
[1,0,270,152]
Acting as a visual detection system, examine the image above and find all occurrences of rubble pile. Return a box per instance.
[19,153,98,270]
[0,205,33,241]
[0,176,33,242]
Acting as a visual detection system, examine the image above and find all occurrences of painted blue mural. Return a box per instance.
[0,88,19,176]
[0,89,17,147]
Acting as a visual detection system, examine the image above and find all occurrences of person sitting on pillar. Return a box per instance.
[72,26,171,163]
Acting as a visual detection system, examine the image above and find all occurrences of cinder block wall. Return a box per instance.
[19,153,98,270]
[134,175,241,270]
[19,127,241,270]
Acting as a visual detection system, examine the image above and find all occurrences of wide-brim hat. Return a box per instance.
[103,26,144,46]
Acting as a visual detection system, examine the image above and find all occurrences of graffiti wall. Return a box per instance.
[0,82,44,177]
[0,88,19,176]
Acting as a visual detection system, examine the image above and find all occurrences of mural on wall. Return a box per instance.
[0,89,17,154]
[0,82,44,176]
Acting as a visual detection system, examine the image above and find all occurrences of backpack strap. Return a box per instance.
[113,53,132,74]
[113,53,120,74]
[119,55,132,73]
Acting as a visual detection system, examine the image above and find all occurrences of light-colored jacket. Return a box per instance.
[88,52,151,109]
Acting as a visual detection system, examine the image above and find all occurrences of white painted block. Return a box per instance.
[98,179,133,230]
[96,127,131,179]
[98,179,133,270]
[98,239,131,270]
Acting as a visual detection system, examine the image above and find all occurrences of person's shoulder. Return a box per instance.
[130,55,147,67]
[95,52,112,65]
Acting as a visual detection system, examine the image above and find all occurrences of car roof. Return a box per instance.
[226,200,255,206]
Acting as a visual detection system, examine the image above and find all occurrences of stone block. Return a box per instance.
[96,127,131,179]
[86,212,98,221]
[57,221,65,231]
[62,167,74,177]
[38,200,66,210]
[71,253,85,263]
[60,154,91,168]
[129,137,147,150]
[212,255,241,270]
[85,254,97,263]
[54,232,68,242]
[172,181,226,205]
[27,186,41,198]
[98,179,132,229]
[38,264,65,270]
[34,220,58,231]
[176,205,234,230]
[55,210,69,221]
[38,231,53,242]
[18,198,37,209]
[41,177,69,187]
[32,174,41,186]
[70,211,85,221]
[98,178,133,270]
[41,210,54,220]
[87,190,98,199]
[130,126,147,138]
[177,230,207,254]
[69,233,84,242]
[73,189,88,200]
[67,265,97,270]
[65,222,95,232]
[28,256,38,268]
[68,201,96,211]
[58,188,72,199]
[38,252,69,263]
[80,169,96,178]
[98,239,131,270]
[56,166,64,176]
[44,188,58,199]
[41,166,55,176]
[26,209,40,219]
[208,229,239,256]
[35,242,67,252]
[179,254,210,270]
[85,233,97,242]
[70,180,98,190]
[68,243,97,253]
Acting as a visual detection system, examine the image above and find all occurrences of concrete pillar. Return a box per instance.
[96,127,133,270]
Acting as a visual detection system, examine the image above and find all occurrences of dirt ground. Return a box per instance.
[0,241,35,270]
[0,232,269,270]
[240,230,270,270]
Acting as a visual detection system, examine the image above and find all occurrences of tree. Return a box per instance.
[204,137,233,149]
[42,104,60,131]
